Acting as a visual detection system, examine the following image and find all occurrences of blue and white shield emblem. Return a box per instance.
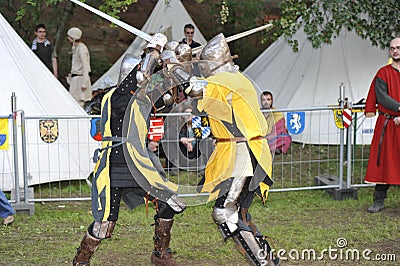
[286,112,305,135]
[192,116,211,139]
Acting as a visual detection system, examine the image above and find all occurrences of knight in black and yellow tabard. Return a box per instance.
[168,34,280,266]
[73,34,185,266]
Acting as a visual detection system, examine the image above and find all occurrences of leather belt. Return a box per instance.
[378,111,395,119]
[215,136,264,143]
[376,112,396,167]
[71,73,91,77]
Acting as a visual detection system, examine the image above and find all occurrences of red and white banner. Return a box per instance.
[148,117,164,141]
[343,109,352,128]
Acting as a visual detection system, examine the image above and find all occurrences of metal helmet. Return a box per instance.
[175,44,192,62]
[160,50,179,64]
[199,33,237,77]
[160,41,180,64]
[200,33,230,62]
[146,33,168,52]
[118,54,141,86]
[164,40,180,51]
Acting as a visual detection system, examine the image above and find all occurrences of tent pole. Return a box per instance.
[11,92,20,204]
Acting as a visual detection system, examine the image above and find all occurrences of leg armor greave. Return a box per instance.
[92,220,116,239]
[212,206,278,266]
[232,229,277,266]
[225,175,248,209]
[212,205,239,240]
[212,176,280,266]
[234,211,280,266]
[212,175,248,240]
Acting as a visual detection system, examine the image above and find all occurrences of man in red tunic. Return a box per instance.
[364,36,400,213]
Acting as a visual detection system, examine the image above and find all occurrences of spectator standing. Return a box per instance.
[0,189,15,226]
[180,23,201,57]
[179,106,201,160]
[31,24,58,78]
[66,27,92,108]
[364,36,400,213]
[179,25,202,77]
[260,91,292,155]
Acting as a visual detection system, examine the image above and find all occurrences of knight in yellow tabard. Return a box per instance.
[73,34,185,266]
[169,33,280,265]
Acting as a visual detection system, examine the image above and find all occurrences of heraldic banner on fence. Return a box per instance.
[0,118,9,150]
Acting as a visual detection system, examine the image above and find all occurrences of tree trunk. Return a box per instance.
[53,1,75,57]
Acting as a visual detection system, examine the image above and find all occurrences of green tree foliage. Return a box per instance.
[210,0,277,67]
[1,0,137,43]
[266,0,400,52]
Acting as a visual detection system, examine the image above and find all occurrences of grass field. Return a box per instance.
[1,186,399,265]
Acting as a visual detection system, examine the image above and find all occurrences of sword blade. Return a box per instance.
[70,0,152,42]
[192,24,273,55]
[225,24,273,42]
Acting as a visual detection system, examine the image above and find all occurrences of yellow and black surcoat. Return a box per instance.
[196,72,273,202]
[92,88,178,222]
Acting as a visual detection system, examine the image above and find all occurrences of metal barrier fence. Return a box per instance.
[1,105,376,206]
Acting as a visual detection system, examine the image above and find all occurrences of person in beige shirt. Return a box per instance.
[66,27,92,108]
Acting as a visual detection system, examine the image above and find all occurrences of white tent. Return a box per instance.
[244,28,387,145]
[0,14,98,191]
[92,0,207,90]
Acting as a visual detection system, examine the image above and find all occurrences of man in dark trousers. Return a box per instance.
[364,36,400,213]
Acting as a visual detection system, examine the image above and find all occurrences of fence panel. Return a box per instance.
[1,107,376,202]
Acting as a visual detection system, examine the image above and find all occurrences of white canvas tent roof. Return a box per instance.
[0,13,98,191]
[0,17,85,116]
[93,0,207,90]
[244,28,387,144]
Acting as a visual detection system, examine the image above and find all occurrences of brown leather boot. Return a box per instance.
[72,232,101,266]
[150,218,179,266]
